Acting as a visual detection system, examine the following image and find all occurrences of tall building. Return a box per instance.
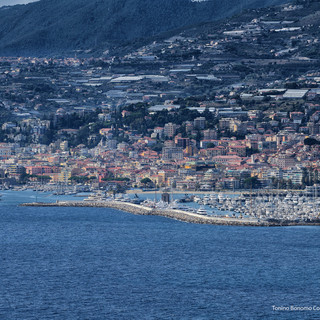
[162,147,183,160]
[276,154,296,169]
[175,137,190,148]
[194,117,206,130]
[164,123,178,137]
[203,129,217,140]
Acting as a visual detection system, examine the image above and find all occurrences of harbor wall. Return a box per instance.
[20,201,320,227]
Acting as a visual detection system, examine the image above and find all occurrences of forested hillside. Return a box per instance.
[0,0,287,56]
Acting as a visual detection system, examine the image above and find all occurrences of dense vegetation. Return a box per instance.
[0,0,287,56]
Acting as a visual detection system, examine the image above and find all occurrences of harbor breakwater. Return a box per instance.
[20,201,320,227]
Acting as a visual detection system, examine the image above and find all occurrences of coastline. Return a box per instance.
[126,189,242,195]
[126,189,304,195]
[20,201,320,227]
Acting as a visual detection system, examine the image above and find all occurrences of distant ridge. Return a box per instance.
[0,0,289,56]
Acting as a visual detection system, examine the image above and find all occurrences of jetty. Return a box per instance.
[20,201,320,227]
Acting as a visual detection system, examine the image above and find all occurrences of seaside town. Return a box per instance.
[1,1,320,215]
[2,2,320,320]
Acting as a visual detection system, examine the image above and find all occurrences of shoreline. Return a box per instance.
[20,201,320,227]
[127,189,307,196]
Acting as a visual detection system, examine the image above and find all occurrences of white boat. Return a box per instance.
[197,206,207,215]
[168,200,181,210]
[193,196,201,203]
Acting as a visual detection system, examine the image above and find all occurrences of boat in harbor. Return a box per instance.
[178,194,194,203]
[84,191,111,202]
[197,206,207,215]
[193,195,201,203]
[130,194,143,204]
[168,200,181,210]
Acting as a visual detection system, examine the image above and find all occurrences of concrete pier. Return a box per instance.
[20,201,320,227]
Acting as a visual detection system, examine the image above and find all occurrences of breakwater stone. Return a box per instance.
[20,201,320,227]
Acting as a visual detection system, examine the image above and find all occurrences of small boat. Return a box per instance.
[179,194,194,203]
[193,196,201,203]
[197,206,207,215]
[168,200,181,210]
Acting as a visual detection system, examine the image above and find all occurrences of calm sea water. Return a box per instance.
[0,191,319,319]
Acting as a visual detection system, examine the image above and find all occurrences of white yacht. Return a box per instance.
[193,195,201,203]
[197,206,207,215]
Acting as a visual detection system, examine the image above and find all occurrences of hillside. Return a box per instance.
[0,0,288,56]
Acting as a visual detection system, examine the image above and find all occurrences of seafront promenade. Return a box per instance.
[21,201,320,227]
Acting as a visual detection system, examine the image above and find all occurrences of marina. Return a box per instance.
[21,197,320,227]
[192,191,320,223]
[1,184,318,226]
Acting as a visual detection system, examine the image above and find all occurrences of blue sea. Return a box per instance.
[0,190,319,319]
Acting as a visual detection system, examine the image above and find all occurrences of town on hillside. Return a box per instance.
[1,1,320,193]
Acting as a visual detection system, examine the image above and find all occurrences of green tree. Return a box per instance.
[244,176,260,189]
[141,177,152,186]
[69,176,89,184]
[304,138,319,146]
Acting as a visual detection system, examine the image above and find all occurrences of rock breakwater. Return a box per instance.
[20,201,320,227]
